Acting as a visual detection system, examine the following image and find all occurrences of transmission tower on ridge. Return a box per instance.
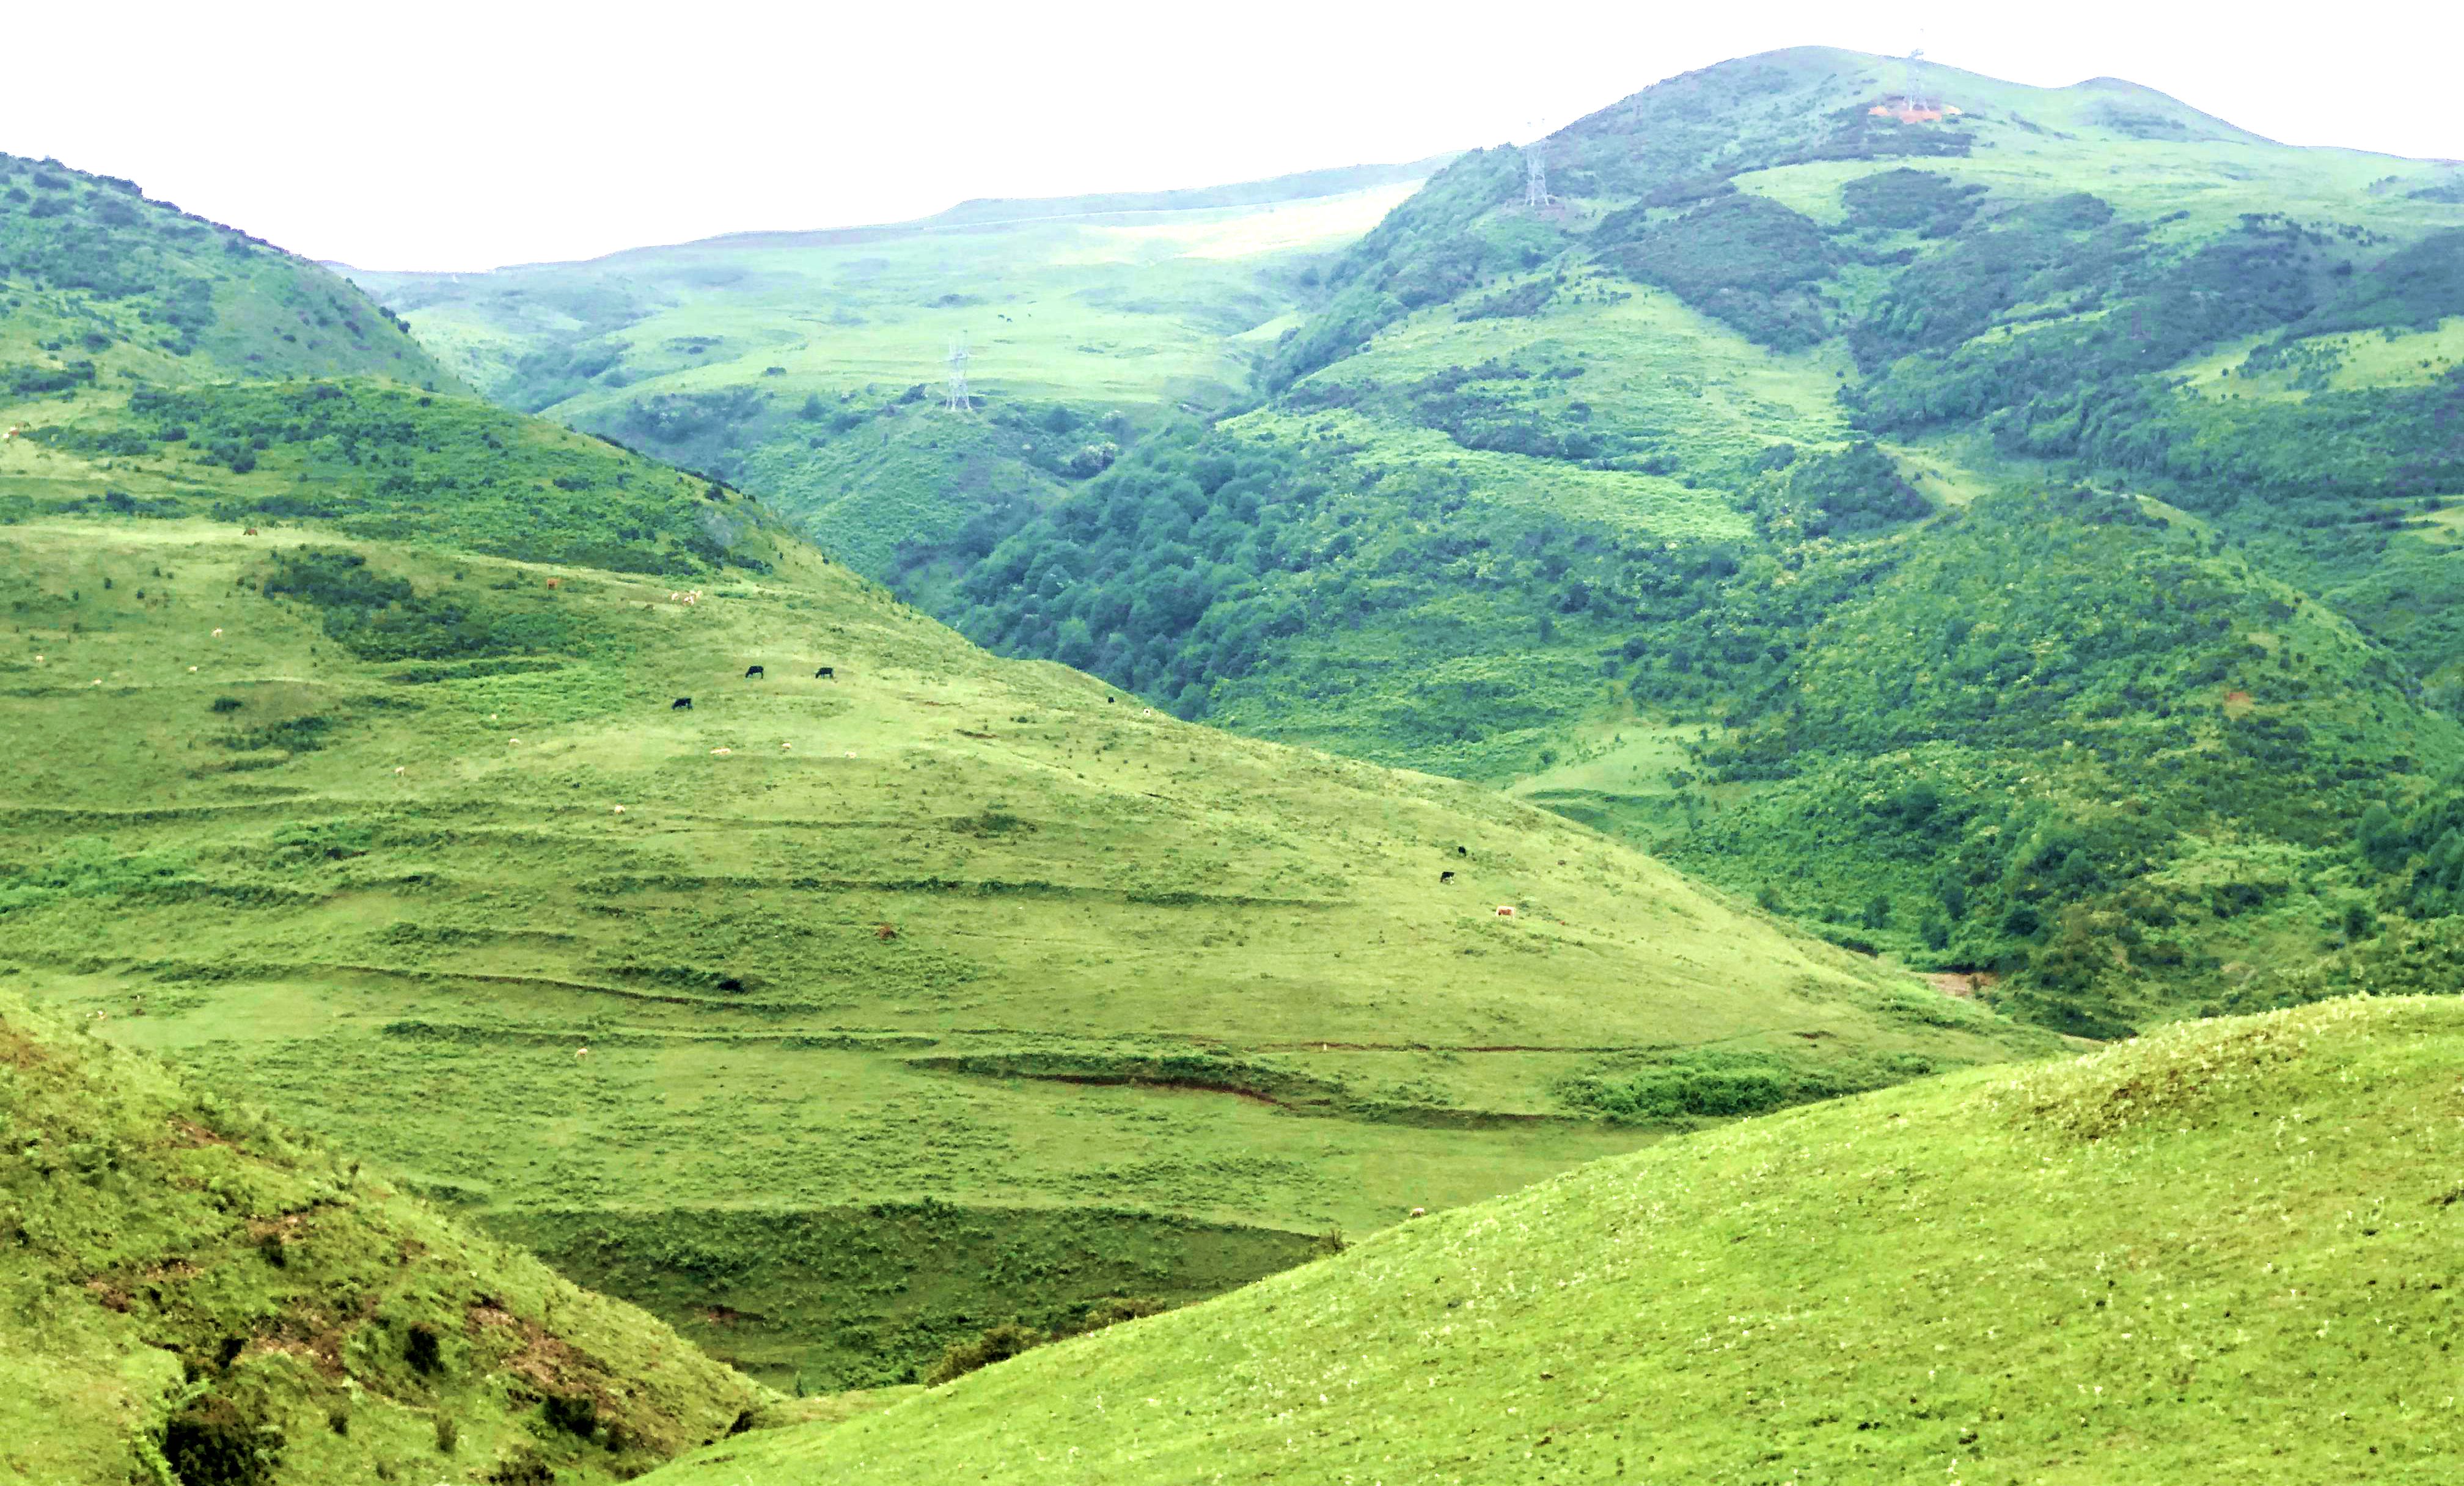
[945,337,972,412]
[1524,147,1555,212]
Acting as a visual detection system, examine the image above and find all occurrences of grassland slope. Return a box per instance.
[0,371,2054,1390]
[0,985,755,1485]
[644,994,2464,1484]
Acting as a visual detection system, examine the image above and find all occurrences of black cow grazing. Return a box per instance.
[1440,869,1455,884]
[744,665,765,679]
[672,697,693,710]
[1456,845,1469,857]
[815,666,835,679]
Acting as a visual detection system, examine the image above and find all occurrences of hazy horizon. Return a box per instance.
[8,0,2462,273]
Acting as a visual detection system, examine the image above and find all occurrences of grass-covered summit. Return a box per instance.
[0,984,755,1485]
[640,994,2464,1484]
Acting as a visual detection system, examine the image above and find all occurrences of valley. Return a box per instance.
[6,35,2464,1486]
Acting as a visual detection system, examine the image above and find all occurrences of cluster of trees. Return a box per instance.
[262,549,571,662]
[2358,775,2464,918]
[945,426,1313,713]
[1597,192,1837,350]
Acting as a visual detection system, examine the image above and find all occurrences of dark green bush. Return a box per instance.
[923,1322,1046,1386]
[162,1397,279,1486]
[406,1320,443,1375]
[541,1391,600,1438]
[486,1449,554,1485]
[1558,1049,1936,1124]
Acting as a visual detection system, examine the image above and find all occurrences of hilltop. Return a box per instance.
[1,152,456,391]
[0,984,756,1484]
[1,155,2057,1394]
[642,994,2464,1484]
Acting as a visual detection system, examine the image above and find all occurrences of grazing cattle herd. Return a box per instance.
[663,662,845,717]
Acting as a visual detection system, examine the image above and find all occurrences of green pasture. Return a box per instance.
[0,447,2047,1385]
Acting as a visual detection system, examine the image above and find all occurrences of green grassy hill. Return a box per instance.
[2,188,2055,1394]
[2,153,457,393]
[0,984,756,1485]
[787,48,2464,1037]
[640,993,2464,1484]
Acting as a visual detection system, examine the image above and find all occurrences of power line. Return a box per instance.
[1524,147,1555,213]
[945,336,972,412]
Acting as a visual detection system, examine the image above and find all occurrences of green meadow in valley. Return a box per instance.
[642,995,2464,1484]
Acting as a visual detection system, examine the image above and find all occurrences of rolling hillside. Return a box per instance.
[642,994,2464,1484]
[733,48,2464,1037]
[0,985,757,1485]
[343,158,1450,578]
[0,152,2056,1393]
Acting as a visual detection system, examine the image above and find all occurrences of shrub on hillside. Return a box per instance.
[923,1322,1046,1386]
[1841,168,1986,236]
[406,1320,444,1375]
[542,1392,600,1438]
[161,1397,280,1486]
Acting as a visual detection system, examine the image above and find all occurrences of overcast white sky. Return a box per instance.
[6,1,2459,271]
